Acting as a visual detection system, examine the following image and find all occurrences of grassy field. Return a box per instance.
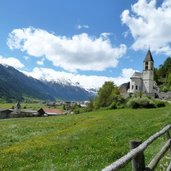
[0,102,64,110]
[0,102,44,110]
[0,105,171,170]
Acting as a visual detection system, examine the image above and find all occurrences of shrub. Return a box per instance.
[127,97,156,109]
[108,102,117,109]
[154,100,166,108]
[116,103,125,109]
[74,109,80,114]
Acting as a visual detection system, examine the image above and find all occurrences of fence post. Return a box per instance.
[130,141,145,171]
[165,130,171,154]
[166,130,171,140]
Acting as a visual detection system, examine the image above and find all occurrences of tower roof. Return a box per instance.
[144,50,154,62]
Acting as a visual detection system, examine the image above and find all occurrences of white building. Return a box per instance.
[128,50,159,96]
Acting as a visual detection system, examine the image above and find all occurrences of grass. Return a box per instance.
[0,102,44,110]
[0,105,171,170]
[0,102,64,110]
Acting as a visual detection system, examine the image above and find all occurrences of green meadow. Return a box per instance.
[0,105,171,171]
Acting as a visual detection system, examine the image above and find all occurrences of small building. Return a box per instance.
[38,108,65,116]
[0,108,12,119]
[10,109,39,118]
[10,101,39,118]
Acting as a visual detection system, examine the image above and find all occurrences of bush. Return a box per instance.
[127,97,156,109]
[154,100,166,108]
[108,102,117,109]
[74,109,80,114]
[116,103,125,109]
[86,100,94,112]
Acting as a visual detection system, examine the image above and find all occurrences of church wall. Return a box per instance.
[129,78,143,93]
[143,70,154,93]
[143,70,154,80]
[143,79,154,93]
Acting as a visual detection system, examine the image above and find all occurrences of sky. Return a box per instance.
[0,0,171,89]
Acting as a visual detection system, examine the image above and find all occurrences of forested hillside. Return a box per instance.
[154,57,171,91]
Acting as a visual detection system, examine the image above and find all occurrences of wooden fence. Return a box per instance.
[102,124,171,171]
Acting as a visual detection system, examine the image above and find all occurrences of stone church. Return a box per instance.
[127,50,159,96]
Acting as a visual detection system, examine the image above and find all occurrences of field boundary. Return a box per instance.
[102,124,171,171]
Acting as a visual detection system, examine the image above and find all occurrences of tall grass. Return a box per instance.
[0,106,171,170]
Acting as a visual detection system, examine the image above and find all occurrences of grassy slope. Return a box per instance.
[0,103,45,110]
[0,102,64,111]
[0,106,171,171]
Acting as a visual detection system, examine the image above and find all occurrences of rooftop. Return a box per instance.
[144,50,154,62]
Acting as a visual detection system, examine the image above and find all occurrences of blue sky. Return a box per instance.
[0,0,171,89]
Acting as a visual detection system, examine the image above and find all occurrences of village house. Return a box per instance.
[10,102,40,118]
[38,108,65,116]
[0,108,12,119]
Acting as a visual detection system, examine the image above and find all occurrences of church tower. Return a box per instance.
[142,50,154,93]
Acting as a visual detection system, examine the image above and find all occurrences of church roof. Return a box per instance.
[119,82,130,90]
[131,72,143,78]
[144,50,154,62]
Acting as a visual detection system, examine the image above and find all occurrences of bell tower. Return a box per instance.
[143,50,154,93]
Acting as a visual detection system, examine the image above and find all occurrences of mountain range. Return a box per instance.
[0,64,94,102]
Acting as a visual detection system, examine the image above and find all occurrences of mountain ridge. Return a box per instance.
[0,64,94,101]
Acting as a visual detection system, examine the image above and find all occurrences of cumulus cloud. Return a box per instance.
[22,67,136,89]
[7,27,127,72]
[0,56,24,69]
[121,0,171,55]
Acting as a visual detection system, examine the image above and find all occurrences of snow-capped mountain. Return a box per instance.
[0,64,95,101]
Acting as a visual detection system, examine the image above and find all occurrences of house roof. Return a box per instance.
[22,109,37,113]
[0,108,11,112]
[10,109,37,115]
[43,108,64,115]
[144,50,154,62]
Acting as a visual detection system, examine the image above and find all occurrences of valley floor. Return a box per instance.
[0,106,171,170]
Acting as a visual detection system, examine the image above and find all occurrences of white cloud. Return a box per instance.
[77,24,90,29]
[22,67,136,89]
[0,56,24,69]
[7,27,127,72]
[100,32,112,39]
[121,0,171,55]
[37,58,45,66]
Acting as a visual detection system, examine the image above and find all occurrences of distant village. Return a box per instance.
[0,100,90,119]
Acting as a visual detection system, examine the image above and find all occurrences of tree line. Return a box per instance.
[154,57,171,91]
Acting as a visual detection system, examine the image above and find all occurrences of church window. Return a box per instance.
[132,85,134,89]
[145,62,148,70]
[136,85,138,90]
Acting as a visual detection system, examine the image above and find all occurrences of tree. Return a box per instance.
[154,57,171,91]
[94,81,120,108]
[154,68,159,84]
[166,73,171,85]
[165,73,171,91]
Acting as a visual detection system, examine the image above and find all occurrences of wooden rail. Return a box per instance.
[102,124,171,171]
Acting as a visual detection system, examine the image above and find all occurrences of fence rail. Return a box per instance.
[102,124,171,171]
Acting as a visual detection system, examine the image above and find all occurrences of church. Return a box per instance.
[127,50,159,96]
